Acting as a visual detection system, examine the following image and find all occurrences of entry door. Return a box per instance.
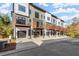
[17,31,26,38]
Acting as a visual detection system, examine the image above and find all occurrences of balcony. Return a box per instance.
[15,14,31,27]
[16,19,31,27]
[36,25,44,29]
[16,19,26,25]
[33,18,44,21]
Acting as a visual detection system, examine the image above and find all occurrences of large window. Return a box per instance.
[35,11,39,18]
[16,15,27,25]
[17,31,26,38]
[18,5,26,12]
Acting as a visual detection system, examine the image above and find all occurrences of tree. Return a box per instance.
[0,14,12,38]
[67,25,75,37]
[67,17,79,38]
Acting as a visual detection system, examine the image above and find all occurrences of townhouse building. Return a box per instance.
[29,3,46,38]
[44,13,58,37]
[12,3,66,42]
[12,3,31,39]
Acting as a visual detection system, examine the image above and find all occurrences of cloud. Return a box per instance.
[73,14,79,18]
[59,13,79,24]
[38,3,49,7]
[59,16,73,25]
[60,14,79,21]
[0,4,10,9]
[0,9,10,14]
[52,3,79,9]
[52,3,68,8]
[52,7,79,14]
[0,3,11,14]
[51,3,79,25]
[60,16,73,21]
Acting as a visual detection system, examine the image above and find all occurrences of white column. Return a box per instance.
[56,31,58,37]
[26,30,27,38]
[15,28,18,39]
[44,29,47,38]
[13,27,16,39]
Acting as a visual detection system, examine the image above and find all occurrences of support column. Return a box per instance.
[15,27,18,39]
[56,31,58,37]
[44,29,47,38]
[13,27,16,39]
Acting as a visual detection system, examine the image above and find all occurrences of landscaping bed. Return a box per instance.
[0,40,16,52]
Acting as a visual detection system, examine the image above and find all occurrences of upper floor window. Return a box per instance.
[47,17,50,21]
[41,14,43,19]
[35,11,39,18]
[53,19,55,23]
[18,5,26,12]
[53,19,56,25]
[51,18,53,22]
[41,14,45,19]
[37,21,43,27]
[58,22,60,25]
[61,22,63,26]
[44,16,45,19]
[29,19,31,22]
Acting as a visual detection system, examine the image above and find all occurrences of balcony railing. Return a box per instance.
[16,19,26,25]
[36,25,43,28]
[16,19,31,26]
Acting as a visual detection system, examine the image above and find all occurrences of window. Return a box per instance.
[29,9,31,15]
[37,21,43,27]
[29,19,31,22]
[58,22,60,25]
[41,15,45,19]
[44,16,45,19]
[51,18,53,22]
[17,31,26,38]
[41,14,43,19]
[53,19,56,25]
[40,22,43,26]
[35,11,39,18]
[37,22,39,27]
[47,17,50,20]
[18,5,26,12]
[53,19,55,23]
[61,22,63,26]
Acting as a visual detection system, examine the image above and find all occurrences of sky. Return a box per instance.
[0,3,79,26]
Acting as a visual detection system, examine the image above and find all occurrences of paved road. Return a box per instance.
[5,38,79,56]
